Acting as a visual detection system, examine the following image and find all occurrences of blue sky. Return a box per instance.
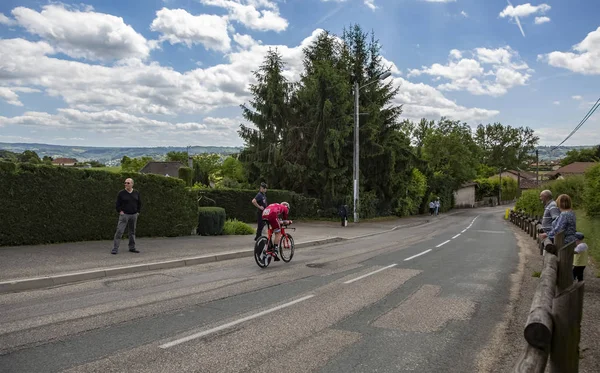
[0,0,598,147]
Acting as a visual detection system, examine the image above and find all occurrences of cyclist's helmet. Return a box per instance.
[281,201,290,211]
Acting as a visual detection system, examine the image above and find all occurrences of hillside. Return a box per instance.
[535,145,598,161]
[0,142,242,165]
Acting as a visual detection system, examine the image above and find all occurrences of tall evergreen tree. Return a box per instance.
[238,48,292,188]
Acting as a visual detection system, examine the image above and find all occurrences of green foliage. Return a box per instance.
[197,207,226,236]
[514,189,544,217]
[178,166,193,186]
[396,168,427,216]
[475,123,539,169]
[166,151,189,164]
[560,148,600,167]
[218,156,248,188]
[474,176,518,201]
[0,164,197,246]
[584,164,600,217]
[121,155,154,172]
[223,219,255,235]
[543,175,585,208]
[197,189,320,222]
[18,150,42,164]
[0,160,17,173]
[192,153,222,186]
[575,210,600,269]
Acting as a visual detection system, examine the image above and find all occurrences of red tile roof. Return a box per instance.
[546,162,597,178]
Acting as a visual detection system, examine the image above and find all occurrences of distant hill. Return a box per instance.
[0,142,243,166]
[535,145,598,161]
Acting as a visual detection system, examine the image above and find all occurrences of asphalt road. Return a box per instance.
[0,206,519,373]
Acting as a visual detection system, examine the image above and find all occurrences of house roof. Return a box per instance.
[505,169,538,180]
[139,161,185,176]
[52,157,78,164]
[460,182,477,188]
[546,162,597,177]
[519,178,540,189]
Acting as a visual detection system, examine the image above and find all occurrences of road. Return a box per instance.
[0,207,519,372]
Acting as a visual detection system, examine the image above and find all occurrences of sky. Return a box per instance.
[0,0,599,148]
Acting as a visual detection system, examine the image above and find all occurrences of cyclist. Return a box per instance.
[261,201,292,260]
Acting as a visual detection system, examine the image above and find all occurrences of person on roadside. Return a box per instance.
[435,198,441,216]
[573,232,588,282]
[539,194,577,245]
[539,189,560,234]
[251,182,268,241]
[429,200,435,216]
[112,178,141,254]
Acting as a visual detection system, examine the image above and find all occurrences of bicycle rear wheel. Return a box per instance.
[254,237,270,268]
[279,234,294,262]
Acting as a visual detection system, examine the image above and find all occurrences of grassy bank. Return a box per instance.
[576,209,600,276]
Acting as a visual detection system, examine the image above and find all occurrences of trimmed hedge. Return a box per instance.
[197,188,320,222]
[0,164,198,246]
[197,207,226,236]
[178,166,193,186]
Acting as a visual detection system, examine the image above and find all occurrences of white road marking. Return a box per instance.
[452,234,461,239]
[461,230,467,233]
[343,264,398,284]
[436,240,451,248]
[159,295,315,348]
[404,249,432,261]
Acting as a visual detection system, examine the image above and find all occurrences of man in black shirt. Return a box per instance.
[112,178,142,254]
[251,182,268,241]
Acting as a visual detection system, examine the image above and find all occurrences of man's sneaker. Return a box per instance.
[129,248,140,253]
[111,248,118,255]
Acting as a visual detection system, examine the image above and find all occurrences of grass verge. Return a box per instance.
[575,209,600,277]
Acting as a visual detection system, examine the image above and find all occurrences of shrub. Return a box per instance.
[0,164,197,246]
[0,160,17,173]
[542,175,586,209]
[514,189,544,217]
[197,207,226,236]
[178,166,193,186]
[197,188,320,222]
[584,164,600,217]
[223,219,255,235]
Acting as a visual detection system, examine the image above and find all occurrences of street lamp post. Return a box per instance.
[353,71,392,223]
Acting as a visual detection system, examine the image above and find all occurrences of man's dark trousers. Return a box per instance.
[256,212,266,240]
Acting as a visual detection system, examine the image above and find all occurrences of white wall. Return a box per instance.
[454,185,475,208]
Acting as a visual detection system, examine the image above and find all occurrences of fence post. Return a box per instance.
[557,241,576,292]
[513,344,549,373]
[549,281,585,373]
[524,254,557,349]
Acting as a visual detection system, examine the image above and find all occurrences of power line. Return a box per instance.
[551,97,600,151]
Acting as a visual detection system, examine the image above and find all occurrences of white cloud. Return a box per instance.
[535,126,600,146]
[0,13,17,26]
[500,2,550,37]
[10,4,153,61]
[572,95,583,100]
[534,16,550,25]
[422,0,457,3]
[553,101,560,105]
[408,47,531,96]
[199,0,288,32]
[364,0,377,10]
[0,87,40,106]
[391,77,499,123]
[233,33,260,50]
[461,11,468,18]
[538,27,600,75]
[150,8,231,52]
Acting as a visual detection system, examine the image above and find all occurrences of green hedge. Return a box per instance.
[0,164,197,246]
[197,188,320,222]
[197,207,226,236]
[223,219,255,235]
[584,164,600,217]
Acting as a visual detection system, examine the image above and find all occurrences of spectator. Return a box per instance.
[112,178,141,254]
[539,194,577,244]
[539,189,560,233]
[435,198,441,216]
[429,201,435,216]
[573,232,588,282]
[251,182,268,241]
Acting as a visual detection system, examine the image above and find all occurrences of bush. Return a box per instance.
[197,188,320,222]
[178,166,193,186]
[514,189,544,217]
[0,164,198,246]
[542,175,586,209]
[0,160,17,173]
[223,219,255,235]
[584,164,600,217]
[197,207,226,236]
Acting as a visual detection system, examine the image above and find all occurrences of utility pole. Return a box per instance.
[499,168,502,205]
[536,149,539,186]
[353,81,360,223]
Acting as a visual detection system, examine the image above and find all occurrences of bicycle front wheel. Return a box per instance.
[254,237,270,268]
[279,234,294,262]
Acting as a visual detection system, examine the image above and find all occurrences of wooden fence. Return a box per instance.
[509,210,584,373]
